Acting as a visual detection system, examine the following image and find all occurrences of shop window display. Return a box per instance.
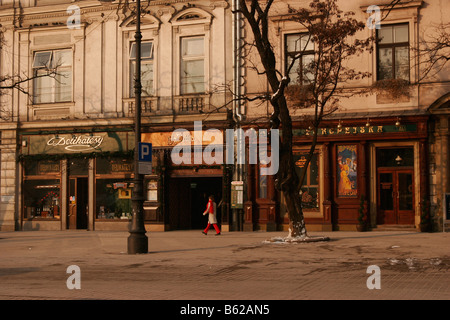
[96,179,133,219]
[293,151,319,209]
[23,179,61,219]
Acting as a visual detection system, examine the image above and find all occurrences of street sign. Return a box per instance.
[138,142,152,162]
[138,142,152,174]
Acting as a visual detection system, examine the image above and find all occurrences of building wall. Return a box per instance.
[0,0,233,231]
[240,0,450,231]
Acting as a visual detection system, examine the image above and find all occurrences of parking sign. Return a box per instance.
[139,142,152,162]
[138,142,152,174]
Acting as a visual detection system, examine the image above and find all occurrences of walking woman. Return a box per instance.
[202,195,221,235]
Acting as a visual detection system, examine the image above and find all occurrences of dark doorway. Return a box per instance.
[68,177,88,229]
[168,176,222,230]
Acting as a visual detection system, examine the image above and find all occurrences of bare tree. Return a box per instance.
[238,0,373,240]
[417,22,450,81]
[0,36,59,120]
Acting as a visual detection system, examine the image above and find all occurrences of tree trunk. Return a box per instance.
[276,97,308,239]
[284,189,307,238]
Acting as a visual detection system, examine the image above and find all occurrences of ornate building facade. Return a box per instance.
[0,0,448,233]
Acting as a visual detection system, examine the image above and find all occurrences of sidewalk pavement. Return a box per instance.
[0,229,449,301]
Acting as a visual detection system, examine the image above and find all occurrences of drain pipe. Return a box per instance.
[232,0,244,230]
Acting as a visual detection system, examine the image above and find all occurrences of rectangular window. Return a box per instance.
[130,42,154,97]
[294,151,319,209]
[33,49,72,104]
[181,37,205,94]
[23,160,61,220]
[285,33,314,85]
[377,24,410,81]
[95,157,134,220]
[95,178,132,220]
[259,172,268,199]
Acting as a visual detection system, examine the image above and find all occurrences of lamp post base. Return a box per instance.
[127,232,148,254]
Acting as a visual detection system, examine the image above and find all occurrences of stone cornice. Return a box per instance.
[0,0,228,26]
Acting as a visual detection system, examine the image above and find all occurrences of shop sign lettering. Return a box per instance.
[298,124,416,137]
[47,135,104,152]
[305,126,384,136]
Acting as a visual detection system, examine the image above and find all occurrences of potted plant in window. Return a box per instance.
[419,199,431,232]
[357,195,367,232]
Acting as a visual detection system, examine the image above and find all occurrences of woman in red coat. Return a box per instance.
[202,195,221,235]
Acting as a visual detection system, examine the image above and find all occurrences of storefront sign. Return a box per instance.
[111,161,133,173]
[141,131,223,147]
[21,131,134,155]
[38,161,60,174]
[296,124,417,137]
[46,135,104,151]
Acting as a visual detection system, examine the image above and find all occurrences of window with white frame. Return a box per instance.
[285,33,315,85]
[180,36,205,94]
[33,49,72,104]
[130,41,154,97]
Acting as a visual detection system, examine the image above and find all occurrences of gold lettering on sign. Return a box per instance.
[38,162,60,174]
[111,161,133,172]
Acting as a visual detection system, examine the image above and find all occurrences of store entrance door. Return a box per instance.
[68,177,88,229]
[168,177,222,230]
[377,169,414,225]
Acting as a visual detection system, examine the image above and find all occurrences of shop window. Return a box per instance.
[96,179,132,219]
[294,152,319,209]
[33,49,72,104]
[23,179,61,219]
[146,179,158,201]
[285,33,314,85]
[259,174,268,199]
[130,41,154,97]
[95,157,133,220]
[377,24,410,81]
[23,160,61,219]
[180,36,205,94]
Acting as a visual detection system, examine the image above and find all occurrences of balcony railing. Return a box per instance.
[125,97,158,116]
[124,94,210,116]
[175,94,208,113]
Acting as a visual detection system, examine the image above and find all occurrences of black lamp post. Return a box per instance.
[97,0,148,253]
[127,0,148,254]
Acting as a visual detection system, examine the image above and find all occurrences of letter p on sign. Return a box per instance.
[139,142,152,162]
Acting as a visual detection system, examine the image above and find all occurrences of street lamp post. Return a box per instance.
[127,0,148,254]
